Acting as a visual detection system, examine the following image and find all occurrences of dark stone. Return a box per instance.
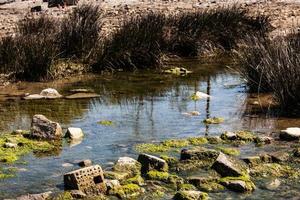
[180,147,219,161]
[137,153,168,174]
[30,115,62,140]
[31,6,42,12]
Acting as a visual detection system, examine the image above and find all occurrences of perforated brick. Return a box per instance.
[64,165,107,195]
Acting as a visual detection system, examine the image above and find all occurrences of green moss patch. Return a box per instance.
[97,120,114,126]
[163,139,190,148]
[216,147,240,156]
[135,143,171,153]
[178,184,197,191]
[250,163,300,178]
[111,183,142,199]
[203,117,224,124]
[146,170,170,182]
[188,137,208,145]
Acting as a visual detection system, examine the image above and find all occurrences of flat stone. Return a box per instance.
[220,179,255,193]
[137,154,168,174]
[30,114,62,140]
[280,127,300,141]
[22,94,45,100]
[78,159,92,167]
[65,127,84,140]
[15,191,52,200]
[65,93,100,99]
[62,163,74,168]
[269,152,290,162]
[212,152,246,177]
[173,190,208,200]
[180,147,219,161]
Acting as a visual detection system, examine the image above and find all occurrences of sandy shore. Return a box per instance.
[0,0,300,38]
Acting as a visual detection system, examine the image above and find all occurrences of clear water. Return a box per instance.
[0,59,299,199]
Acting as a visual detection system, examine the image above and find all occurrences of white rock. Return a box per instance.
[195,91,211,98]
[40,88,62,99]
[65,127,84,140]
[4,142,17,148]
[280,127,300,141]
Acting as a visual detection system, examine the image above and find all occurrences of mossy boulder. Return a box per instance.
[212,152,248,177]
[162,139,190,148]
[188,137,208,145]
[216,147,240,156]
[104,171,130,181]
[138,154,168,174]
[110,183,144,199]
[113,157,141,177]
[178,184,197,191]
[254,136,272,145]
[221,131,255,142]
[173,190,208,200]
[219,175,255,193]
[187,176,224,192]
[123,175,144,186]
[293,148,300,157]
[250,163,300,178]
[160,155,179,166]
[180,147,219,161]
[146,170,170,182]
[206,136,223,144]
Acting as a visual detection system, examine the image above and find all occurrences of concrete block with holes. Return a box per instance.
[64,165,107,195]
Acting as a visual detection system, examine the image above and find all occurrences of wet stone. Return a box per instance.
[78,159,92,167]
[3,142,17,148]
[65,127,84,140]
[242,156,261,166]
[221,131,237,140]
[113,157,141,176]
[64,165,106,195]
[173,190,208,200]
[293,148,300,157]
[269,152,290,163]
[254,136,273,144]
[30,114,62,140]
[220,179,254,193]
[105,179,120,191]
[137,153,168,174]
[265,178,281,191]
[180,147,219,161]
[279,127,300,141]
[65,93,100,99]
[212,152,246,177]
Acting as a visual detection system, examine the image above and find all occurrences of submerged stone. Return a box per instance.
[135,143,171,153]
[212,152,247,177]
[30,114,62,140]
[187,176,224,192]
[173,190,208,200]
[280,127,300,141]
[254,136,273,145]
[216,147,240,156]
[264,178,281,191]
[221,130,255,142]
[203,117,224,124]
[138,153,168,174]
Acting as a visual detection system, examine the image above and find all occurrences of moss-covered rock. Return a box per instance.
[173,190,208,200]
[221,130,255,142]
[187,176,224,192]
[178,184,197,191]
[113,157,141,177]
[146,170,170,182]
[180,147,219,161]
[138,154,168,174]
[206,136,223,144]
[250,163,300,178]
[97,120,114,126]
[203,117,224,124]
[160,155,179,166]
[216,147,240,156]
[123,175,144,186]
[110,183,143,199]
[242,156,261,167]
[219,175,255,193]
[162,139,190,148]
[188,137,208,145]
[104,171,130,181]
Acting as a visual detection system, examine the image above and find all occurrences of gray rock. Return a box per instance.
[212,152,246,177]
[220,179,255,193]
[180,147,219,161]
[65,127,84,140]
[15,191,52,200]
[30,115,62,140]
[173,190,208,200]
[69,190,86,198]
[137,154,168,174]
[242,156,261,166]
[69,89,94,93]
[221,131,237,140]
[269,152,290,162]
[3,142,17,148]
[254,136,273,144]
[279,127,300,141]
[78,159,92,167]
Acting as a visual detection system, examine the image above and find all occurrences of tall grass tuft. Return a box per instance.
[0,15,59,81]
[166,7,271,57]
[92,13,166,71]
[59,4,103,61]
[237,35,300,115]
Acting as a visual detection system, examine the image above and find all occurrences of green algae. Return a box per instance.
[146,170,170,182]
[111,184,142,199]
[188,137,208,145]
[123,175,144,186]
[104,171,129,181]
[216,147,240,156]
[163,139,190,148]
[173,190,209,200]
[250,163,300,178]
[178,184,197,191]
[203,117,224,124]
[219,175,255,192]
[236,131,255,141]
[135,143,171,153]
[97,120,114,126]
[53,192,73,200]
[198,181,225,192]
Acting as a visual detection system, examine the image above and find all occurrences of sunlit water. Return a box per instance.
[0,59,299,199]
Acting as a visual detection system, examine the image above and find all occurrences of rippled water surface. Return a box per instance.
[0,59,299,199]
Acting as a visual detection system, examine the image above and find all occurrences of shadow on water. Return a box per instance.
[0,58,299,199]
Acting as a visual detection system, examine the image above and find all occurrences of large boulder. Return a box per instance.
[30,115,62,140]
[279,127,300,141]
[137,154,168,174]
[211,152,247,177]
[173,190,208,200]
[65,127,84,140]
